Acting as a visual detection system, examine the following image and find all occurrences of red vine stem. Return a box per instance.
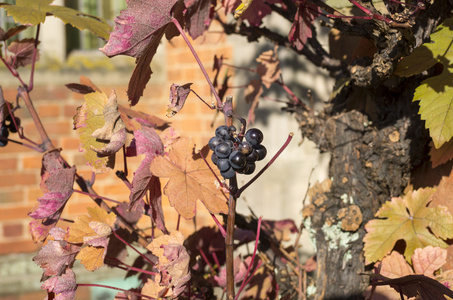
[105,257,157,276]
[236,132,294,198]
[73,189,122,204]
[112,230,154,266]
[234,216,262,300]
[77,283,154,299]
[28,24,40,92]
[171,17,223,108]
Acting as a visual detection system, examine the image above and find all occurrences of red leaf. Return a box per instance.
[184,0,213,39]
[288,0,320,51]
[6,38,39,68]
[101,0,182,105]
[33,238,80,277]
[41,269,77,300]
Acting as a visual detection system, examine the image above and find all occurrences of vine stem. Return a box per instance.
[105,257,157,276]
[73,189,122,204]
[112,230,155,266]
[77,283,154,299]
[171,18,223,108]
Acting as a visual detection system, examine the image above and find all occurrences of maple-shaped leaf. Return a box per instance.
[412,246,447,277]
[364,187,453,263]
[41,269,77,300]
[288,0,321,51]
[184,0,213,40]
[256,46,281,89]
[76,246,106,272]
[73,91,125,173]
[166,83,192,118]
[33,228,81,277]
[150,137,228,219]
[67,206,116,244]
[100,0,182,105]
[0,0,110,40]
[394,18,453,148]
[5,38,39,68]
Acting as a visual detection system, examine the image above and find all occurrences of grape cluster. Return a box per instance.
[0,115,20,147]
[209,125,267,179]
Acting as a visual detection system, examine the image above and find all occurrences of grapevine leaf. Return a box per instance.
[256,46,281,89]
[0,25,28,41]
[223,0,282,26]
[167,83,192,118]
[0,0,110,40]
[184,0,213,40]
[412,246,447,277]
[73,91,123,173]
[395,45,438,77]
[363,187,453,263]
[145,231,190,298]
[6,38,39,68]
[33,228,80,277]
[41,269,77,300]
[118,104,169,130]
[149,137,228,219]
[67,206,116,244]
[429,139,453,168]
[214,256,250,287]
[370,274,453,300]
[65,83,96,95]
[75,246,106,272]
[100,0,181,106]
[288,0,320,51]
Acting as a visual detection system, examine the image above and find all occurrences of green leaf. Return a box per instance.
[0,0,110,41]
[395,17,453,148]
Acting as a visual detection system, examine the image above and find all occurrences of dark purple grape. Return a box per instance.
[229,151,246,169]
[246,149,259,162]
[254,144,267,161]
[245,128,263,146]
[244,162,256,175]
[208,136,223,151]
[211,152,219,165]
[216,158,231,172]
[8,117,20,133]
[215,125,230,139]
[239,141,252,155]
[215,142,232,158]
[0,126,9,147]
[221,167,236,179]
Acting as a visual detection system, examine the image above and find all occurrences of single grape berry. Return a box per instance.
[208,136,223,151]
[215,142,232,158]
[211,152,219,165]
[0,126,9,147]
[215,125,230,139]
[253,144,267,161]
[221,167,236,179]
[216,159,231,172]
[245,128,263,146]
[8,117,20,133]
[229,151,247,169]
[246,149,259,162]
[239,141,252,155]
[244,162,256,175]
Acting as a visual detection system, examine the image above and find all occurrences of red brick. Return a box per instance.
[0,140,34,153]
[43,120,71,135]
[0,205,35,221]
[0,157,17,170]
[0,173,37,188]
[36,103,60,118]
[26,186,43,203]
[64,103,82,118]
[0,240,40,254]
[0,189,24,204]
[22,155,42,170]
[3,222,23,238]
[31,85,69,101]
[61,137,81,150]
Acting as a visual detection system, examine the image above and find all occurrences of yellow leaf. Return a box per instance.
[67,207,116,243]
[76,246,105,271]
[234,0,254,18]
[364,187,453,264]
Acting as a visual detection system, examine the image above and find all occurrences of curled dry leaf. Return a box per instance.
[166,83,192,118]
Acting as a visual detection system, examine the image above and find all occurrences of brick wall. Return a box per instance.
[0,21,232,291]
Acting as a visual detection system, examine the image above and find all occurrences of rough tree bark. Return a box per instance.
[222,0,453,299]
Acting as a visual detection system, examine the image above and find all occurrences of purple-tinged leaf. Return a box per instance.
[91,128,127,157]
[288,0,320,51]
[184,0,213,39]
[6,38,39,68]
[41,269,77,300]
[101,0,182,105]
[145,176,167,233]
[0,25,28,41]
[65,83,96,95]
[29,192,73,219]
[33,240,80,277]
[166,83,192,117]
